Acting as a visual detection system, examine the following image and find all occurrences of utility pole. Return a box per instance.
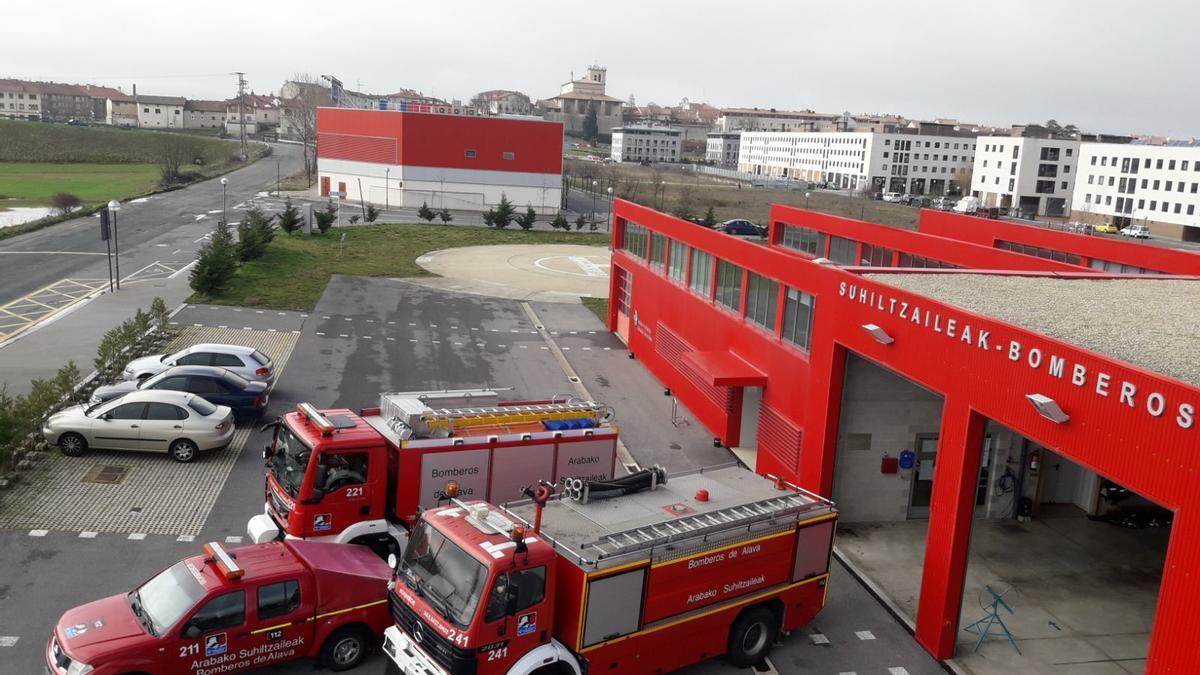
[234,72,247,159]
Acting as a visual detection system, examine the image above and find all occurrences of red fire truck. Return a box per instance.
[46,539,391,675]
[247,390,620,557]
[381,463,837,675]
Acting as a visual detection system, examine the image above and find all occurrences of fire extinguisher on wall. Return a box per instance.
[1029,449,1041,473]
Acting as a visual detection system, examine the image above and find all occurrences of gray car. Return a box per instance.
[42,390,235,462]
[122,343,274,383]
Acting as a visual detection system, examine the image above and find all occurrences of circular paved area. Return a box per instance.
[409,244,611,302]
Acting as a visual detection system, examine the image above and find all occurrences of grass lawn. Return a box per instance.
[580,296,610,325]
[191,223,609,311]
[0,163,161,206]
[0,119,251,165]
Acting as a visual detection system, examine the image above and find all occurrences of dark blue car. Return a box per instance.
[90,365,269,420]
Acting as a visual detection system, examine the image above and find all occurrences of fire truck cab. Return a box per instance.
[248,390,620,558]
[382,464,837,675]
[47,540,392,675]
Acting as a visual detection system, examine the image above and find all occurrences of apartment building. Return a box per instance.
[971,137,1080,217]
[184,99,227,129]
[1071,142,1200,241]
[738,131,977,194]
[0,79,43,120]
[471,89,534,115]
[136,95,186,128]
[611,125,683,163]
[706,131,741,168]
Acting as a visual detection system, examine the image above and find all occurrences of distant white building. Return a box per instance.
[539,65,624,136]
[971,137,1080,218]
[706,131,741,168]
[1071,142,1200,241]
[471,90,533,115]
[136,95,185,128]
[611,126,683,163]
[738,131,977,194]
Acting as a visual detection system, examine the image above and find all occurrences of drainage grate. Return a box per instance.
[82,465,129,485]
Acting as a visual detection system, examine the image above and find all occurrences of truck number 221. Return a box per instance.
[487,646,508,661]
[345,487,365,497]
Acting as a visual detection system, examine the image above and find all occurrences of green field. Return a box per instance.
[0,163,161,206]
[191,223,608,311]
[0,119,253,165]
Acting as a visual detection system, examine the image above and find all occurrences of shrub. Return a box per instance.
[190,220,238,294]
[575,215,587,230]
[418,202,436,222]
[492,194,515,229]
[277,198,302,234]
[365,203,380,223]
[552,213,568,230]
[438,208,452,224]
[314,201,336,234]
[50,192,82,216]
[516,206,537,230]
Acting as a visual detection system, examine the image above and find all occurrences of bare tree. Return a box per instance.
[284,73,331,186]
[160,136,190,185]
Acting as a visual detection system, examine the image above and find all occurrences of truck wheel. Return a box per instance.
[351,534,400,560]
[169,439,199,463]
[58,433,88,457]
[320,625,371,672]
[725,606,777,668]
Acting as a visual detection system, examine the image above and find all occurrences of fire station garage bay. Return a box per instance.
[606,202,1200,674]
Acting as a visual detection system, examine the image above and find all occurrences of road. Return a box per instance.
[0,143,304,307]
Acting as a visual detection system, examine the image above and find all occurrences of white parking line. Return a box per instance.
[364,335,374,339]
[128,533,147,540]
[29,529,48,537]
[316,332,325,336]
[888,669,910,675]
[810,633,830,645]
[177,535,195,542]
[79,531,98,539]
[855,630,876,641]
[0,636,19,647]
[225,536,243,544]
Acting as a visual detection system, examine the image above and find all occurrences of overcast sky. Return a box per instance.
[2,0,1191,137]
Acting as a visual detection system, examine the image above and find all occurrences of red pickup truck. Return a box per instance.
[46,540,391,675]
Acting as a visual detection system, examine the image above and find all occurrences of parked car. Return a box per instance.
[42,390,235,462]
[91,365,269,420]
[716,219,763,236]
[910,196,930,209]
[1094,222,1120,234]
[881,191,902,203]
[1121,224,1151,238]
[953,196,980,214]
[124,343,274,383]
[932,197,958,211]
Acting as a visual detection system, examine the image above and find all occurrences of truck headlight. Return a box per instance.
[66,661,94,675]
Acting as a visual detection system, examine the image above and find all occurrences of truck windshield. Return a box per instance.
[270,425,312,498]
[134,561,206,636]
[400,521,489,629]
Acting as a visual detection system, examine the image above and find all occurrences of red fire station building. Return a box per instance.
[606,200,1200,672]
[316,108,563,213]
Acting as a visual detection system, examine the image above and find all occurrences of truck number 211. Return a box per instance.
[179,642,200,658]
[487,646,508,661]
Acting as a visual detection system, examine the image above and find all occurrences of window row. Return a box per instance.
[996,240,1081,265]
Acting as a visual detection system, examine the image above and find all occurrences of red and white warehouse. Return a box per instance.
[606,201,1200,672]
[316,108,563,212]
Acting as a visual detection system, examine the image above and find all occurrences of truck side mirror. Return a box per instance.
[183,624,201,639]
[313,465,328,491]
[262,444,273,461]
[505,584,520,616]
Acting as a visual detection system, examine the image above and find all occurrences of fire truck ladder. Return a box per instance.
[584,492,824,562]
[420,401,606,431]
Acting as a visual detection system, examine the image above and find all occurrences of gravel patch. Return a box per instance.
[867,274,1200,387]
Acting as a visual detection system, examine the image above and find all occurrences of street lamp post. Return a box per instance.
[606,186,613,231]
[220,177,228,225]
[384,168,390,210]
[591,180,598,226]
[805,191,811,209]
[276,161,280,197]
[107,200,121,290]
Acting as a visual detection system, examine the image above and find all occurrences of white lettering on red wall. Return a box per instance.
[838,281,1196,431]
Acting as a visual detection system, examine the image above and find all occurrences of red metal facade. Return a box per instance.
[608,199,1200,672]
[316,107,563,174]
[919,211,1200,275]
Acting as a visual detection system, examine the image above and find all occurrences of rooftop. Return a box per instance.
[868,274,1200,388]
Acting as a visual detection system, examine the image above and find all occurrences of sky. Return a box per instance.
[1,0,1192,137]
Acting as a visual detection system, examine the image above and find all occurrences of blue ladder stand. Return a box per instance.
[963,585,1021,655]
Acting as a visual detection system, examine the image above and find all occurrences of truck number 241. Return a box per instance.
[487,646,508,661]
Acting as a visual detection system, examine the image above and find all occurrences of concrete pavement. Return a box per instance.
[410,243,611,302]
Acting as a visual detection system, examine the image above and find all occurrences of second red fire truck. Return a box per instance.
[247,389,620,557]
[381,463,837,675]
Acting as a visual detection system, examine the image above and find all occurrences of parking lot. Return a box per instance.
[0,270,943,675]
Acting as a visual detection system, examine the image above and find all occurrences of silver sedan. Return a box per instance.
[42,390,234,462]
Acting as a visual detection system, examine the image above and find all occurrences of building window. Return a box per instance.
[464,149,477,158]
[745,273,778,330]
[827,236,857,265]
[689,251,714,296]
[996,240,1081,265]
[649,233,666,269]
[714,260,743,312]
[621,221,648,259]
[781,288,814,351]
[778,224,824,256]
[667,241,688,284]
[502,151,515,160]
[859,243,895,267]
